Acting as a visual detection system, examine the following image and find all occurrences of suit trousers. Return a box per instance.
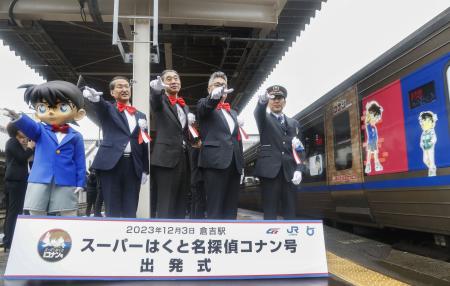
[203,158,240,219]
[99,156,140,218]
[261,169,297,220]
[153,149,190,219]
[3,180,27,248]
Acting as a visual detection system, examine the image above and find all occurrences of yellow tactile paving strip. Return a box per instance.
[327,252,410,286]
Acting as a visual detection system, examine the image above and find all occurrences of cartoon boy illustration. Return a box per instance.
[419,111,438,176]
[3,81,86,216]
[364,101,383,174]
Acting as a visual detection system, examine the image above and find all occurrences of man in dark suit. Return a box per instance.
[3,123,34,250]
[83,76,149,218]
[150,70,195,218]
[254,85,304,220]
[197,71,244,219]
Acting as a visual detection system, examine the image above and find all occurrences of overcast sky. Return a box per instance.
[0,0,449,141]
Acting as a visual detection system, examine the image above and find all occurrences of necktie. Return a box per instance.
[168,96,186,107]
[117,102,136,115]
[217,102,231,112]
[51,124,69,133]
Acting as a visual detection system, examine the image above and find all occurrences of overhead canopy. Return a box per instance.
[0,0,325,112]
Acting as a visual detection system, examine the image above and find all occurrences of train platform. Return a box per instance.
[0,210,449,286]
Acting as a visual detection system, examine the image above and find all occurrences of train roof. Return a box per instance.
[293,7,450,122]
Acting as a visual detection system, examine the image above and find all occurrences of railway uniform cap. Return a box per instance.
[266,85,287,98]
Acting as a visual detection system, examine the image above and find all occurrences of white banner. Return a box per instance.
[4,216,328,280]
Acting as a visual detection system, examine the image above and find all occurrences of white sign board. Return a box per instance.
[5,216,328,280]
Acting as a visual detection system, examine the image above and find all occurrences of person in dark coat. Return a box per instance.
[253,85,305,220]
[83,76,149,218]
[2,123,34,250]
[149,70,197,218]
[196,71,244,219]
[85,168,98,217]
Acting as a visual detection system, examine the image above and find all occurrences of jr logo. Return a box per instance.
[266,228,280,234]
[287,226,299,235]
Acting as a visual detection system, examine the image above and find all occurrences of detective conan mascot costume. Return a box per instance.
[4,81,86,216]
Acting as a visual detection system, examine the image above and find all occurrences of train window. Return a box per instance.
[333,111,352,170]
[408,81,436,109]
[302,121,326,182]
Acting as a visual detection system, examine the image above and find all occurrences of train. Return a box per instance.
[240,9,450,243]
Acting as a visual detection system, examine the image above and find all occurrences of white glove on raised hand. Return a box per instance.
[74,187,84,194]
[292,137,304,151]
[237,117,244,128]
[150,76,168,93]
[141,173,149,185]
[258,92,270,103]
[210,86,234,100]
[83,86,103,103]
[291,171,302,185]
[188,113,196,125]
[2,108,20,120]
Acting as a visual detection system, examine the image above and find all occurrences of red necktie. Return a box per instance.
[117,102,136,115]
[51,124,69,133]
[168,96,186,107]
[216,102,231,112]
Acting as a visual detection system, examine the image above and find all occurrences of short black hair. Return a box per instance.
[421,112,434,121]
[368,103,382,116]
[6,122,19,138]
[109,76,130,91]
[21,80,84,109]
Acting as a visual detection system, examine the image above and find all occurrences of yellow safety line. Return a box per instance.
[327,252,410,286]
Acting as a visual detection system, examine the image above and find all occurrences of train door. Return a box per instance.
[324,86,373,224]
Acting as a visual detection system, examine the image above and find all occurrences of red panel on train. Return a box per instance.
[361,80,408,175]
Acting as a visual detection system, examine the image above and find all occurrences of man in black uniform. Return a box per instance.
[253,85,304,220]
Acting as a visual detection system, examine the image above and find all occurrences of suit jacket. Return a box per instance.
[197,97,243,173]
[254,101,304,181]
[150,89,190,168]
[4,137,34,182]
[91,97,149,178]
[13,114,86,187]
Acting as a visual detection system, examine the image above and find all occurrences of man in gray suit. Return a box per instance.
[254,85,304,220]
[197,71,244,219]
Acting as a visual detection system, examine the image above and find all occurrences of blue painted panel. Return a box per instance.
[401,53,450,172]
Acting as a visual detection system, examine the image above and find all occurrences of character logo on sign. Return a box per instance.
[37,229,72,262]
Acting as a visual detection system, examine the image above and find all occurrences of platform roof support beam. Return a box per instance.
[133,16,151,218]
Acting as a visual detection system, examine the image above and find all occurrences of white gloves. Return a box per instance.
[237,117,244,128]
[292,137,304,151]
[150,76,168,93]
[1,108,20,120]
[138,118,148,129]
[188,113,196,125]
[258,92,270,103]
[291,171,302,185]
[141,173,149,185]
[74,187,83,194]
[210,86,234,100]
[83,86,103,103]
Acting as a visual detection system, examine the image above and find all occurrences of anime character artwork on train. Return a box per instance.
[418,111,438,176]
[363,101,384,174]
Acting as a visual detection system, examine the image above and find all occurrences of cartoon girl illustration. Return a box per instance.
[364,101,383,174]
[419,111,438,176]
